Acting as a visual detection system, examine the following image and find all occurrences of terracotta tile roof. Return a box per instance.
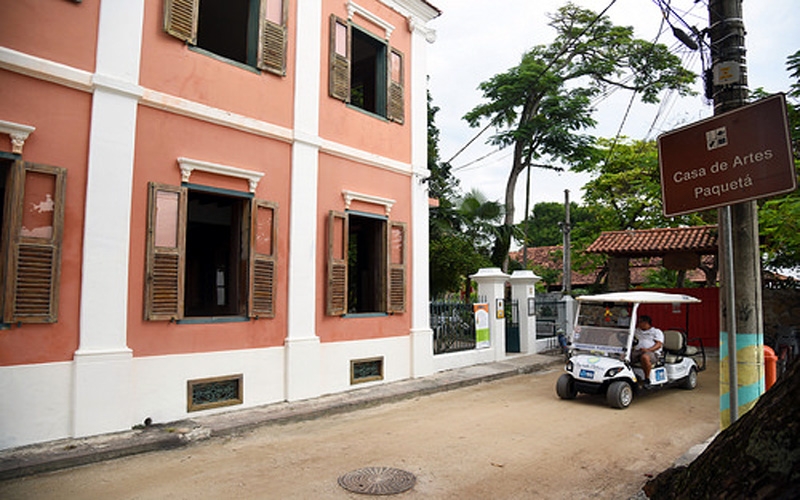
[510,245,715,289]
[585,225,718,256]
[509,246,599,287]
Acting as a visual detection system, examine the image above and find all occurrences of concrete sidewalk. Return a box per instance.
[0,352,564,481]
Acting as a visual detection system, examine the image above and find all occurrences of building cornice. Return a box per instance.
[1,47,413,177]
[379,0,440,24]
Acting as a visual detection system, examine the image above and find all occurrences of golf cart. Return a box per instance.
[556,291,706,409]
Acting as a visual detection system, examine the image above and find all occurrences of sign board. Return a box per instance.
[658,94,796,217]
[473,303,490,349]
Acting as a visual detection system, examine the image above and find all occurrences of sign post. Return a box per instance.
[658,94,796,217]
[659,93,796,426]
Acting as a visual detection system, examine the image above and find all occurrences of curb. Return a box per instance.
[0,354,563,481]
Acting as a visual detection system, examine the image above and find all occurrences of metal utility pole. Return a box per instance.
[708,0,764,427]
[522,165,531,270]
[561,190,572,295]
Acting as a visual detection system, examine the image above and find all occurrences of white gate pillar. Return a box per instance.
[471,268,510,361]
[510,270,542,354]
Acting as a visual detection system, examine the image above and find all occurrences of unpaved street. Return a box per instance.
[1,360,719,499]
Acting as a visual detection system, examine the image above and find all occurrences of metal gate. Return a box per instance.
[431,301,476,354]
[535,297,565,350]
[506,299,520,353]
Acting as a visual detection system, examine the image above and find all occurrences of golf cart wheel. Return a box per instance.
[556,374,578,400]
[607,381,633,409]
[681,367,698,390]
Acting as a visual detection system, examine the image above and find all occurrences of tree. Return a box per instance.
[428,190,503,298]
[427,91,498,297]
[519,201,591,248]
[575,138,712,234]
[571,137,715,289]
[463,3,696,269]
[758,50,800,270]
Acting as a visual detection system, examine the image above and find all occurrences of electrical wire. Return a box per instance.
[444,0,620,165]
[451,0,710,175]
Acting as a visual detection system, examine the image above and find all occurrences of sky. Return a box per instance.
[426,0,800,220]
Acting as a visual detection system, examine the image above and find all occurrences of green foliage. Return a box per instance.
[427,91,507,296]
[575,137,713,233]
[788,49,800,99]
[532,264,562,289]
[757,51,800,269]
[760,178,800,269]
[429,235,490,298]
[463,2,696,268]
[519,201,592,247]
[640,268,698,289]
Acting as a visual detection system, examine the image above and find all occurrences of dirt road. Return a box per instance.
[1,360,720,499]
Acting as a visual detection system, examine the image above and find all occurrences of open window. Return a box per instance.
[0,159,66,323]
[164,0,287,75]
[326,211,406,316]
[144,183,278,321]
[329,15,405,122]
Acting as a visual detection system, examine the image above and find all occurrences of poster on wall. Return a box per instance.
[474,303,490,349]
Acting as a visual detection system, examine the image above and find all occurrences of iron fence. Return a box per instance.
[431,300,476,354]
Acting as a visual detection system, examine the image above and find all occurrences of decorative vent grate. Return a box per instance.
[187,374,243,412]
[351,357,383,385]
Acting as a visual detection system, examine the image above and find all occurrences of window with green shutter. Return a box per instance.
[328,15,405,122]
[163,0,287,75]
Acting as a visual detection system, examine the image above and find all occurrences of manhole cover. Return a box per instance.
[338,467,416,495]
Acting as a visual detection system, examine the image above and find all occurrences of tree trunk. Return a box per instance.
[643,358,800,499]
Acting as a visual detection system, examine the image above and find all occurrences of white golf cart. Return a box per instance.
[556,291,706,409]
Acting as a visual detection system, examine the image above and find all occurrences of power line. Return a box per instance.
[444,0,620,165]
[453,149,506,172]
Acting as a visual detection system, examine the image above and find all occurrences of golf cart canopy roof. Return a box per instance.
[576,291,701,304]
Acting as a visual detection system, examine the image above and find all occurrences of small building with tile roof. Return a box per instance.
[511,226,719,292]
[585,225,718,291]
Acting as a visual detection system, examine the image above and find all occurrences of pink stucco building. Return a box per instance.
[0,0,439,449]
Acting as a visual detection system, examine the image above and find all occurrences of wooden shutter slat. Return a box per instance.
[329,16,350,102]
[327,211,348,316]
[258,0,287,76]
[388,82,404,123]
[164,0,199,44]
[387,221,406,313]
[150,253,181,315]
[252,257,276,316]
[387,49,405,123]
[13,243,55,317]
[4,161,66,323]
[250,200,278,318]
[144,183,186,321]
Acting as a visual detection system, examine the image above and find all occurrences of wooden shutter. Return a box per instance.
[329,15,351,102]
[387,48,405,124]
[3,161,66,323]
[257,0,287,75]
[144,183,186,321]
[250,200,277,318]
[387,221,406,313]
[326,211,348,316]
[163,0,199,44]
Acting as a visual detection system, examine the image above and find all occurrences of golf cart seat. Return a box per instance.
[663,329,701,363]
[663,329,686,363]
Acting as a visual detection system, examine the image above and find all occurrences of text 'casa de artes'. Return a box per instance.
[658,94,796,217]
